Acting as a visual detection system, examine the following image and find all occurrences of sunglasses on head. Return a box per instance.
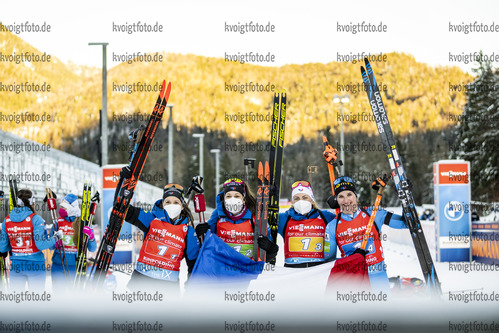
[164,183,184,193]
[333,176,354,186]
[223,178,244,186]
[292,181,311,189]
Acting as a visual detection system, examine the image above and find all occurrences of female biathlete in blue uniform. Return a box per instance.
[124,183,200,291]
[270,181,336,268]
[195,178,278,263]
[324,176,408,293]
[0,188,62,291]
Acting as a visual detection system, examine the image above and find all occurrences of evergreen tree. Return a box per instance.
[450,54,499,201]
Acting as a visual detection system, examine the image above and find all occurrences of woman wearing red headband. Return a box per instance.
[271,181,336,268]
[195,178,278,262]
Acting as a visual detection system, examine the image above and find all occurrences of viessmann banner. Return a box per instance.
[434,160,471,262]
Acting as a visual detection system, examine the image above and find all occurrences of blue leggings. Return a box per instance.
[9,260,47,291]
[51,262,76,292]
[368,261,391,295]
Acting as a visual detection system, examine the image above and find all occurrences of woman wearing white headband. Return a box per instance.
[269,181,336,268]
[0,188,62,291]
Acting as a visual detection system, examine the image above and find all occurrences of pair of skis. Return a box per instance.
[267,91,287,246]
[253,91,286,262]
[89,80,171,288]
[74,182,99,288]
[45,188,70,280]
[359,58,442,297]
[253,162,270,261]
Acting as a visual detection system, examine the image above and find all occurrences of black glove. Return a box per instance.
[257,236,279,263]
[353,248,368,257]
[0,252,8,258]
[327,195,339,209]
[120,166,132,179]
[372,174,390,191]
[195,223,210,238]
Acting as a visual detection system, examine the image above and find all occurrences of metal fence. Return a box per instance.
[0,130,162,225]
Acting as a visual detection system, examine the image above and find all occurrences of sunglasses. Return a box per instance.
[292,181,311,189]
[333,176,354,186]
[164,183,184,193]
[223,178,244,186]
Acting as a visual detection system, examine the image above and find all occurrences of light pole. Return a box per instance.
[166,104,174,183]
[333,94,350,175]
[192,133,205,179]
[88,42,109,166]
[210,149,220,203]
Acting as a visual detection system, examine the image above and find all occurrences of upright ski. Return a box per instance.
[253,161,270,262]
[253,162,264,261]
[360,58,441,297]
[90,80,171,287]
[268,91,286,245]
[74,183,99,288]
[8,176,19,212]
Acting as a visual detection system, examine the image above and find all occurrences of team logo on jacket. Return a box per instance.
[26,216,31,222]
[183,225,188,232]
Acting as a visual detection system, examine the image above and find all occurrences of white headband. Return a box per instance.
[292,185,315,201]
[17,197,35,207]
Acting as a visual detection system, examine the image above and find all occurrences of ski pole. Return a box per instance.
[193,193,207,243]
[322,136,343,191]
[360,175,390,251]
[244,158,256,183]
[46,188,70,282]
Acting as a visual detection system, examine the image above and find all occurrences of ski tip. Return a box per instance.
[163,81,172,103]
[258,162,264,181]
[281,89,286,95]
[364,57,370,65]
[265,161,270,177]
[360,66,366,74]
[159,80,166,99]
